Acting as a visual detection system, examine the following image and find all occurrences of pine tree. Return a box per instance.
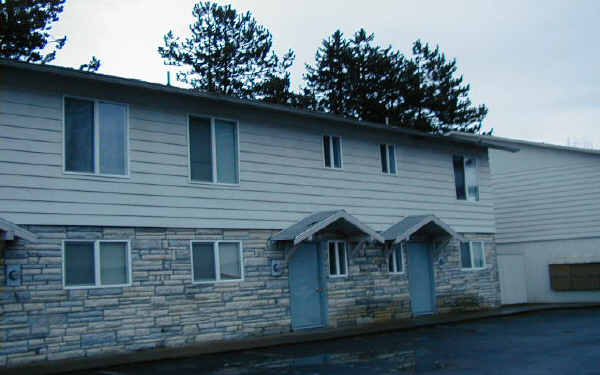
[158,1,294,100]
[303,30,489,134]
[0,0,67,63]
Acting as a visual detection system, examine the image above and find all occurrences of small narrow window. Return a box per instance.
[453,155,479,201]
[64,97,128,176]
[323,135,342,169]
[460,241,486,270]
[100,242,128,285]
[64,241,95,287]
[215,119,238,184]
[191,241,243,283]
[189,117,213,182]
[64,240,131,288]
[380,144,397,174]
[388,244,404,273]
[65,98,95,173]
[328,240,348,277]
[189,117,239,184]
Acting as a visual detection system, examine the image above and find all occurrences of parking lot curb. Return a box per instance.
[4,303,600,375]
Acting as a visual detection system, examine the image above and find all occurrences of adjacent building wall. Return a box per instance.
[0,66,496,233]
[490,145,600,303]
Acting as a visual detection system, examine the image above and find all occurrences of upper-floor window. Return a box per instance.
[388,244,404,273]
[189,116,239,184]
[380,144,397,174]
[323,135,342,169]
[191,241,243,283]
[64,97,128,176]
[453,155,479,201]
[328,240,348,277]
[460,241,486,270]
[63,240,131,288]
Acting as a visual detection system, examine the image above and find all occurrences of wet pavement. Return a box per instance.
[68,308,600,375]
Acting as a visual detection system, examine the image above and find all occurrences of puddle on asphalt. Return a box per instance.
[211,348,416,374]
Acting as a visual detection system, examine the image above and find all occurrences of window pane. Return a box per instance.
[65,242,95,286]
[472,242,484,268]
[380,144,388,173]
[100,242,127,285]
[323,136,331,167]
[464,157,479,201]
[453,155,466,200]
[65,98,94,172]
[192,243,216,281]
[218,242,242,280]
[395,247,403,273]
[388,145,396,174]
[460,242,472,268]
[215,120,238,184]
[189,117,213,182]
[99,102,127,175]
[329,242,337,275]
[332,136,342,168]
[338,242,346,275]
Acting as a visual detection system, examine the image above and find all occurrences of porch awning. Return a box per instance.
[271,210,384,245]
[0,217,38,242]
[382,215,464,244]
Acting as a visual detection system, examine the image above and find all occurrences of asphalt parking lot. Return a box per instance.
[67,308,600,375]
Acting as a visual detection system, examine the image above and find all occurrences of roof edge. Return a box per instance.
[382,215,465,243]
[448,132,600,155]
[1,58,509,151]
[0,217,38,242]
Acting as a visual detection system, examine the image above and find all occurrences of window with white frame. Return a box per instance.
[328,240,348,276]
[189,116,239,184]
[63,240,131,288]
[453,155,479,201]
[191,241,243,282]
[460,241,486,269]
[323,135,342,169]
[380,144,397,174]
[64,97,128,176]
[388,244,404,273]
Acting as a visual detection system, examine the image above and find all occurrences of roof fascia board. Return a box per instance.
[293,211,384,245]
[1,59,510,152]
[388,215,465,244]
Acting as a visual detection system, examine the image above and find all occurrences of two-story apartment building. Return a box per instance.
[0,59,511,367]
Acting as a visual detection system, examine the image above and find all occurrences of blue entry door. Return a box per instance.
[407,242,435,315]
[289,243,324,329]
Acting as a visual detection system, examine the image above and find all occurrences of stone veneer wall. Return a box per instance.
[324,233,500,327]
[0,226,499,368]
[0,226,288,367]
[433,234,501,313]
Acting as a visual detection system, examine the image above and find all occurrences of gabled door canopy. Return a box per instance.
[382,215,464,244]
[271,210,385,245]
[0,217,37,243]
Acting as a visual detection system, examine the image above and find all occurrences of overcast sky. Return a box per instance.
[48,0,600,147]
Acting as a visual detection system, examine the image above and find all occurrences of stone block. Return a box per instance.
[81,332,116,347]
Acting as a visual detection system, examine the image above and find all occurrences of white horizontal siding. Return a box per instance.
[0,68,497,233]
[491,146,600,243]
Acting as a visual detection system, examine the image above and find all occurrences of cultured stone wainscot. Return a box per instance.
[433,234,501,313]
[0,226,289,367]
[324,233,500,327]
[0,226,499,367]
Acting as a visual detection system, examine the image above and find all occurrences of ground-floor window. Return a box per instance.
[328,240,348,277]
[63,240,131,288]
[388,244,404,273]
[460,241,486,269]
[191,241,243,283]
